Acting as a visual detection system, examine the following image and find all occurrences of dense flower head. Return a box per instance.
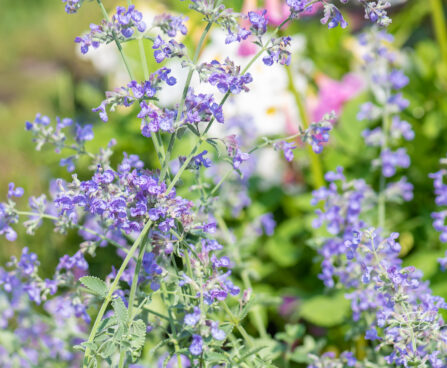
[198,58,253,94]
[263,36,292,66]
[75,5,146,54]
[114,5,146,37]
[255,213,276,236]
[183,88,224,124]
[62,0,83,14]
[301,112,335,153]
[378,148,410,177]
[53,156,194,235]
[153,13,188,37]
[312,168,372,237]
[320,3,348,29]
[248,9,268,36]
[286,0,315,17]
[93,67,177,123]
[138,103,177,137]
[362,0,392,27]
[152,35,186,63]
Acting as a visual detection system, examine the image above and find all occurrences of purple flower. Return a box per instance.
[8,183,24,199]
[200,58,253,94]
[381,148,410,177]
[210,321,226,340]
[232,149,250,170]
[255,213,276,236]
[248,10,268,36]
[153,14,188,37]
[62,0,82,14]
[321,4,348,29]
[184,307,201,326]
[389,69,409,90]
[189,334,203,355]
[274,141,296,162]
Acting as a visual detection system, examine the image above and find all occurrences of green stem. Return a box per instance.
[118,236,148,368]
[83,220,153,367]
[429,0,447,70]
[222,302,253,348]
[285,65,325,188]
[164,18,295,193]
[378,102,391,231]
[241,271,268,339]
[160,22,213,182]
[96,0,134,79]
[160,283,183,368]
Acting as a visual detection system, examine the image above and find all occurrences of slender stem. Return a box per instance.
[429,0,447,70]
[118,236,148,368]
[83,220,153,366]
[208,170,232,198]
[378,102,391,231]
[241,271,268,339]
[160,283,183,368]
[135,34,167,166]
[222,302,253,348]
[96,0,134,79]
[285,65,325,188]
[144,307,170,321]
[164,18,295,193]
[160,22,213,182]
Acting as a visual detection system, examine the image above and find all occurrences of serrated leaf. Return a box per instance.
[130,319,147,351]
[112,297,128,325]
[206,352,231,364]
[80,276,107,297]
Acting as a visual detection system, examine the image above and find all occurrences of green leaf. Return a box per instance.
[299,292,350,327]
[112,297,129,325]
[98,341,115,359]
[207,352,231,364]
[80,276,107,297]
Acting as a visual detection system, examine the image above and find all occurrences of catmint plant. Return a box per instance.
[4,0,442,367]
[309,3,447,368]
[0,0,352,366]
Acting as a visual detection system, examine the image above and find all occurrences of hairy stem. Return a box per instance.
[160,21,213,182]
[83,220,153,366]
[118,236,149,368]
[96,0,134,79]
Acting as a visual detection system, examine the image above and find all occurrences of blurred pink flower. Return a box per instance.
[238,0,258,56]
[265,0,289,26]
[309,73,365,122]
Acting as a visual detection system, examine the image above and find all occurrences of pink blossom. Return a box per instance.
[309,73,365,122]
[265,0,290,26]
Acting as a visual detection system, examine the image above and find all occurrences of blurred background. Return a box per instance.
[1,0,447,359]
